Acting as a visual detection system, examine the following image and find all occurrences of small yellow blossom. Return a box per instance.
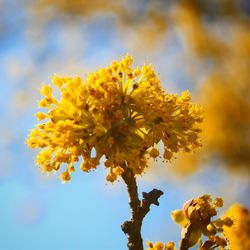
[147,241,176,250]
[154,242,164,250]
[40,84,52,96]
[213,197,223,208]
[113,166,124,175]
[106,172,117,183]
[165,242,176,250]
[51,75,64,88]
[61,171,71,182]
[69,165,76,172]
[26,55,202,182]
[147,241,164,250]
[80,162,90,172]
[35,112,47,121]
[163,150,173,160]
[171,209,189,227]
[104,159,113,168]
[149,148,160,158]
[178,90,191,103]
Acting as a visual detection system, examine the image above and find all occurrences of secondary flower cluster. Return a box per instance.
[171,195,233,249]
[26,55,202,182]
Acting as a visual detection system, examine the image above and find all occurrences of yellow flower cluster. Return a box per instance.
[171,195,233,249]
[147,241,176,250]
[222,204,250,250]
[26,55,202,182]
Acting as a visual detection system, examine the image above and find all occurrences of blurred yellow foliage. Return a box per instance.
[173,21,250,176]
[32,0,168,49]
[222,204,250,250]
[35,0,123,17]
[31,0,249,55]
[201,76,250,171]
[175,1,250,175]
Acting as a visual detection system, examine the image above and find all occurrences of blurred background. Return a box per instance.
[0,0,249,249]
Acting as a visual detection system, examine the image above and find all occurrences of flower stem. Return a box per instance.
[121,167,163,250]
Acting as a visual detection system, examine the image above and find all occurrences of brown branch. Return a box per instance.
[121,167,164,250]
[140,189,164,219]
[179,239,189,250]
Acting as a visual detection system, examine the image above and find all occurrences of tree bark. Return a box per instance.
[121,167,163,250]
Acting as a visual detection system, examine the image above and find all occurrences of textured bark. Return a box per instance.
[121,167,163,250]
[179,239,189,250]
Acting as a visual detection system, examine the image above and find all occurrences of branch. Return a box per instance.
[140,189,164,219]
[121,167,164,250]
[122,167,141,220]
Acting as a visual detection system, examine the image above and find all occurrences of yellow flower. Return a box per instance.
[171,195,233,249]
[26,55,202,182]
